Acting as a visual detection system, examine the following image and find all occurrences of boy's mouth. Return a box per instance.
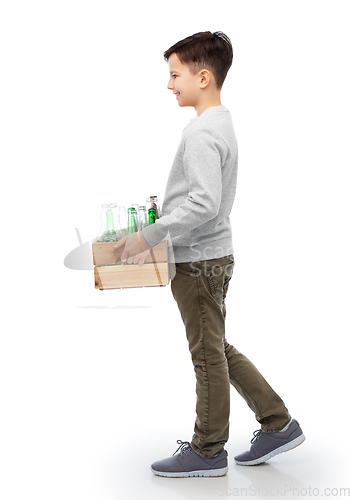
[174,92,180,98]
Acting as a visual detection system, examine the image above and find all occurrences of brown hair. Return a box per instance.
[164,31,233,89]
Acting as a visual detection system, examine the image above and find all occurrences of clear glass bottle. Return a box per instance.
[138,206,148,230]
[117,206,127,239]
[98,203,118,242]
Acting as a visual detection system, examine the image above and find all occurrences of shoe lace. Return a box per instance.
[251,429,263,444]
[172,440,194,457]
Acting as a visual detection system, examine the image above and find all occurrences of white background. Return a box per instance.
[1,1,350,499]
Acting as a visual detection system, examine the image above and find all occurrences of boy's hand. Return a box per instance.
[113,232,151,265]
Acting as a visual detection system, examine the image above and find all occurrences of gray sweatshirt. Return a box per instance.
[142,105,238,263]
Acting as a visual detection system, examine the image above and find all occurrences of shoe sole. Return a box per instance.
[150,465,228,478]
[234,433,306,466]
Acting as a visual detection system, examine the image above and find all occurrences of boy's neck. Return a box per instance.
[195,95,222,116]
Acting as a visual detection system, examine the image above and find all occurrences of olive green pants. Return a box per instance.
[170,255,291,458]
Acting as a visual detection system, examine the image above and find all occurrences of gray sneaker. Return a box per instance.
[151,440,228,477]
[234,419,305,466]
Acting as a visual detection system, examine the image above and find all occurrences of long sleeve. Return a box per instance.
[142,129,228,247]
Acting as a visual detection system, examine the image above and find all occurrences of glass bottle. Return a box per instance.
[118,206,127,239]
[149,196,160,219]
[138,206,148,230]
[127,207,138,234]
[130,203,140,231]
[98,203,118,242]
[148,207,157,225]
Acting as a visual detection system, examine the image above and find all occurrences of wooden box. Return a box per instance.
[92,239,170,290]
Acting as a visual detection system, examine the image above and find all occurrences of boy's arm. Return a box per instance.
[142,128,226,247]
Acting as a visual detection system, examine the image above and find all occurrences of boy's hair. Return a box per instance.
[164,31,233,89]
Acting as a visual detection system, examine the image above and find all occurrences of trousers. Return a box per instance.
[170,254,291,458]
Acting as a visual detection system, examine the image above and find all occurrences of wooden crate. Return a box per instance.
[92,239,170,290]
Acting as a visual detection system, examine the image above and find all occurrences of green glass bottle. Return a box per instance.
[148,208,157,225]
[105,205,117,241]
[127,207,138,234]
[149,196,160,219]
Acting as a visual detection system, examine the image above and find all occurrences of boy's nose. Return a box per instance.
[167,79,174,90]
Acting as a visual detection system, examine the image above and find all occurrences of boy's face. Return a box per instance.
[167,53,202,108]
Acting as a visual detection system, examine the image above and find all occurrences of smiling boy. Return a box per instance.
[115,31,305,477]
[168,51,222,115]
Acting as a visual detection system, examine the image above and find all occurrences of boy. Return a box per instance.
[114,31,305,477]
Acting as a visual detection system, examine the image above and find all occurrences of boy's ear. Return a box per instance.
[199,69,211,89]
